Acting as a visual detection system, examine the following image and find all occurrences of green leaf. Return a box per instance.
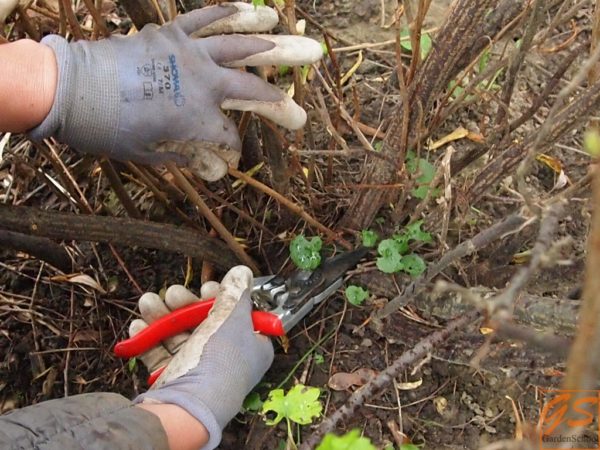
[478,48,491,74]
[376,239,404,273]
[316,429,376,450]
[400,254,426,276]
[399,29,432,59]
[262,384,322,426]
[584,128,600,157]
[252,0,265,6]
[127,357,137,373]
[345,285,369,306]
[278,65,290,76]
[391,233,410,254]
[243,392,263,412]
[411,158,436,199]
[404,220,432,243]
[290,235,322,270]
[361,229,378,247]
[419,34,432,59]
[314,352,325,365]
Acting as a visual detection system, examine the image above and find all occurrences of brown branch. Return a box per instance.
[300,311,479,449]
[375,212,529,319]
[119,0,160,29]
[99,159,142,219]
[227,167,352,250]
[166,162,260,274]
[80,0,110,38]
[494,0,544,132]
[0,204,239,271]
[563,165,600,392]
[493,321,571,358]
[0,230,71,271]
[58,0,84,40]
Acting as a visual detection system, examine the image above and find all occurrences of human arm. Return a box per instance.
[0,39,57,132]
[0,266,271,450]
[3,3,322,181]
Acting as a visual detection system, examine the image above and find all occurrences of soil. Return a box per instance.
[0,1,594,449]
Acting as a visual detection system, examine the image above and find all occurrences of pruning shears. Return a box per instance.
[114,247,368,385]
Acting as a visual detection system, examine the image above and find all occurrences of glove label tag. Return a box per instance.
[136,56,185,107]
[168,54,186,107]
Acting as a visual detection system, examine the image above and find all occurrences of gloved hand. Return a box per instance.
[29,2,322,181]
[131,266,274,450]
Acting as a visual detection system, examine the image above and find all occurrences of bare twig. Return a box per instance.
[99,159,142,219]
[563,166,600,392]
[493,201,566,312]
[375,212,530,319]
[0,204,240,271]
[300,311,479,449]
[166,162,260,273]
[494,0,544,132]
[228,167,352,250]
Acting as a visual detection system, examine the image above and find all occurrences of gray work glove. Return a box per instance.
[132,266,274,450]
[29,2,322,181]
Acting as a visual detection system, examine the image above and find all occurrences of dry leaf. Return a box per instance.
[536,153,562,173]
[328,367,377,391]
[434,396,448,415]
[396,378,423,390]
[50,273,106,294]
[42,368,58,396]
[73,329,100,343]
[427,127,470,151]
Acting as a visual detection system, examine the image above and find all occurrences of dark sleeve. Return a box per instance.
[0,393,169,450]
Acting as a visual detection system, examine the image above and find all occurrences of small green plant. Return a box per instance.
[317,429,376,450]
[449,46,503,100]
[313,352,325,365]
[406,151,439,200]
[127,357,137,373]
[242,391,263,412]
[345,285,369,306]
[252,0,265,6]
[399,29,432,60]
[376,221,430,276]
[262,384,323,446]
[361,229,379,247]
[290,235,322,270]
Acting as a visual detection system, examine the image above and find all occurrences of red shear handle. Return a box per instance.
[114,298,284,359]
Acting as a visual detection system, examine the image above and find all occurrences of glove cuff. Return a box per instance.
[134,391,223,450]
[28,35,120,155]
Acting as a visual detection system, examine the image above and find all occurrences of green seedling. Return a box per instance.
[290,235,322,270]
[243,391,263,413]
[450,46,503,100]
[404,220,432,243]
[375,221,430,276]
[361,229,379,247]
[317,429,376,450]
[262,384,323,447]
[406,151,439,200]
[345,285,369,306]
[313,352,325,365]
[127,357,137,373]
[399,29,432,60]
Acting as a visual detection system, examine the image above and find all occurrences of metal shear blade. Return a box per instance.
[251,247,369,332]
